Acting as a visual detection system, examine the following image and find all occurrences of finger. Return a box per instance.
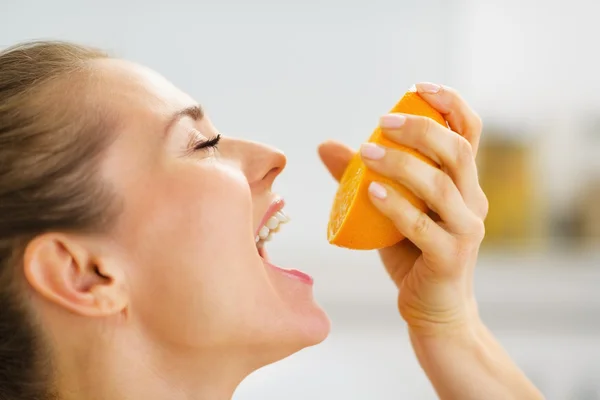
[318,140,355,182]
[379,113,488,219]
[361,143,477,235]
[414,82,483,155]
[367,181,455,261]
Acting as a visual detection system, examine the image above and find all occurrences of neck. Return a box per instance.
[55,328,257,400]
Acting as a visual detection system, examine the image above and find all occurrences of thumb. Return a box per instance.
[317,140,355,182]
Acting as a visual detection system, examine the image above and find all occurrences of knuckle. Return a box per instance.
[420,115,435,138]
[408,116,435,152]
[469,216,486,242]
[454,134,474,167]
[434,171,454,202]
[455,214,485,249]
[410,115,433,139]
[389,150,410,179]
[412,211,431,237]
[443,85,483,131]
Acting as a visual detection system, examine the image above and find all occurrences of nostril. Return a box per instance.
[262,166,282,182]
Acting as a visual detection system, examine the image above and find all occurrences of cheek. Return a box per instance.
[116,161,267,343]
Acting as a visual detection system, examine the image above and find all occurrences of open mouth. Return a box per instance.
[254,199,313,285]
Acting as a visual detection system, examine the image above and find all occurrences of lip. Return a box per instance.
[263,259,314,286]
[255,197,285,236]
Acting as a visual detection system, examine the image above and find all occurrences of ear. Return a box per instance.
[23,233,128,317]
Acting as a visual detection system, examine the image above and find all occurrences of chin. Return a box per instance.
[258,305,331,367]
[278,296,332,357]
[293,302,331,347]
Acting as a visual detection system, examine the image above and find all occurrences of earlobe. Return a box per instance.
[23,234,128,317]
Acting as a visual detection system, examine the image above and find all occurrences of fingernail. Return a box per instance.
[380,114,406,129]
[360,143,385,160]
[368,182,387,199]
[416,82,441,94]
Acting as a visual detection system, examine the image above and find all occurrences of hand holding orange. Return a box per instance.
[319,85,542,399]
[327,88,447,250]
[320,82,488,335]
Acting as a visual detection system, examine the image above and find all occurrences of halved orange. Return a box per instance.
[327,88,447,250]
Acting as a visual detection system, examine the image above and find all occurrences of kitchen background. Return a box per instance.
[2,0,599,398]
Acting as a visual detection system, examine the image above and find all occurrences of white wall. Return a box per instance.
[456,0,600,212]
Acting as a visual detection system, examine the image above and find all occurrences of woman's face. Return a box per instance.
[95,59,329,360]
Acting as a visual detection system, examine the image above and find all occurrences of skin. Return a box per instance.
[24,59,329,400]
[319,83,544,400]
[19,57,542,400]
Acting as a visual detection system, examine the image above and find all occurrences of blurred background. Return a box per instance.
[3,0,599,398]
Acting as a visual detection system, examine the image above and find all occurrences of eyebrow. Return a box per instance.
[164,105,204,135]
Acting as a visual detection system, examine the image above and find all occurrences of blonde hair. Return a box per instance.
[0,40,121,400]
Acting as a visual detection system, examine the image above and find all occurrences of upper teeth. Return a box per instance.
[256,210,290,245]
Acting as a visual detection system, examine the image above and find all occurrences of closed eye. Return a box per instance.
[192,133,221,151]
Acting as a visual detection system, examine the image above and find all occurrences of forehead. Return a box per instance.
[92,58,195,125]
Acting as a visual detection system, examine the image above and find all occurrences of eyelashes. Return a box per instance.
[187,132,221,156]
[193,133,221,151]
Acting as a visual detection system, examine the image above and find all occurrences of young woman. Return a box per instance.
[0,40,544,400]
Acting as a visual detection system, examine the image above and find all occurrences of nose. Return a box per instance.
[221,137,287,190]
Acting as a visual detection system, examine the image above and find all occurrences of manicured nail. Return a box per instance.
[368,182,387,199]
[380,114,406,129]
[416,82,441,94]
[360,143,385,160]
